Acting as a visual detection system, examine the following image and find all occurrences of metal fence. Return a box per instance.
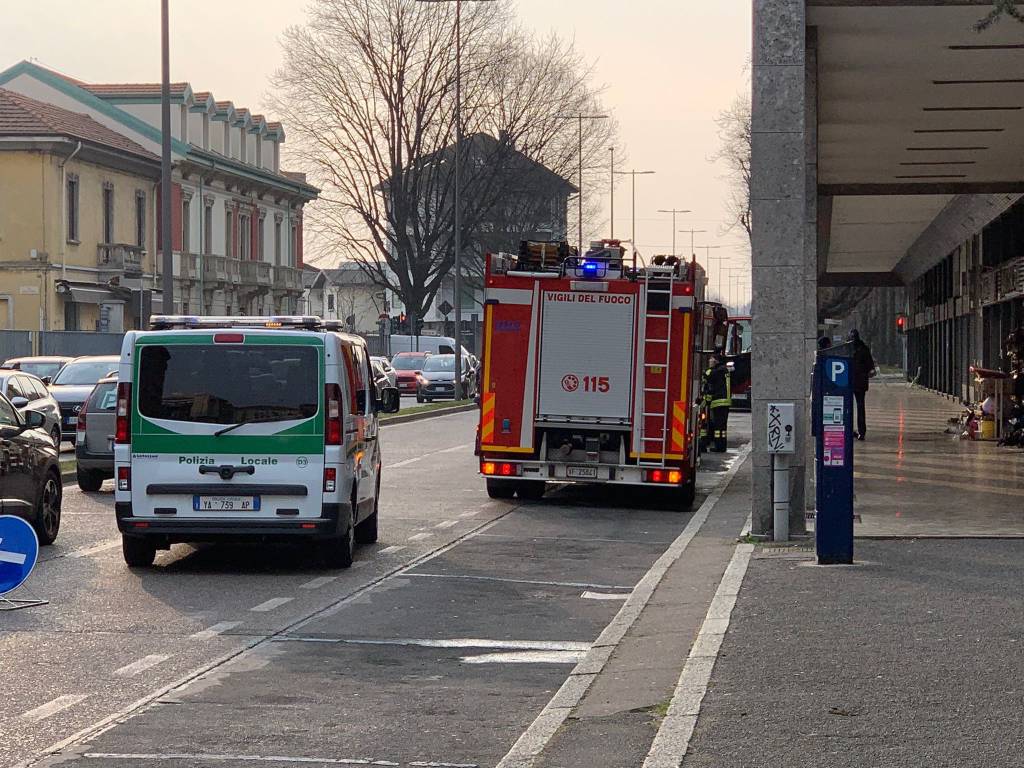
[0,330,123,362]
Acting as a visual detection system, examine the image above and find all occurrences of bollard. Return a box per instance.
[772,453,790,542]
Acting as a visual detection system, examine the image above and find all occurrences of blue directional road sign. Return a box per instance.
[0,515,39,595]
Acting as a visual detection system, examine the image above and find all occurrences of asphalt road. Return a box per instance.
[3,410,748,768]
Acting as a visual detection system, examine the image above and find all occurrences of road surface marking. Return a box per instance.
[14,510,518,768]
[65,539,121,559]
[460,650,585,665]
[277,637,590,652]
[643,542,755,768]
[113,655,171,678]
[457,511,479,519]
[495,443,752,768]
[409,573,633,591]
[299,576,337,590]
[434,520,458,529]
[83,754,399,766]
[408,533,433,542]
[387,442,472,469]
[21,695,88,722]
[581,591,630,601]
[379,545,407,555]
[188,621,242,641]
[249,597,294,612]
[410,763,478,768]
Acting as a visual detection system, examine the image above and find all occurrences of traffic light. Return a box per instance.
[414,317,425,335]
[896,313,907,335]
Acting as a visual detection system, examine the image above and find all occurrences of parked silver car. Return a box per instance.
[0,369,61,446]
[371,356,398,388]
[75,375,116,492]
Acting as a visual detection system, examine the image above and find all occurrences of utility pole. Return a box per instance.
[696,245,724,296]
[160,0,173,318]
[657,209,691,257]
[609,147,615,239]
[613,169,655,258]
[678,228,707,262]
[557,114,609,252]
[418,0,495,399]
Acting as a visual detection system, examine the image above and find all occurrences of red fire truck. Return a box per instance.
[477,240,724,509]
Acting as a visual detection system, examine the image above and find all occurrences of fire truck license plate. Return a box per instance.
[567,466,599,479]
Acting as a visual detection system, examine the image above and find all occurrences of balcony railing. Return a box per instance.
[274,265,304,293]
[202,254,229,284]
[179,252,199,281]
[240,260,273,287]
[97,243,144,276]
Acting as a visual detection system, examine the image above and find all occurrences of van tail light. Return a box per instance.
[117,466,131,491]
[115,382,131,444]
[324,467,337,493]
[325,384,343,445]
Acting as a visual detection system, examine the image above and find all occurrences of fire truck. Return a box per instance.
[477,240,725,509]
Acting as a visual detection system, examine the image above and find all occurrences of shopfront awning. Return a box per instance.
[55,282,124,305]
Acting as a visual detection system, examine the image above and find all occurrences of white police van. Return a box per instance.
[113,316,399,568]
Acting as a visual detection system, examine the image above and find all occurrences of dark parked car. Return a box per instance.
[75,376,116,492]
[48,355,119,441]
[0,391,62,544]
[416,354,476,402]
[1,356,72,382]
[0,369,62,446]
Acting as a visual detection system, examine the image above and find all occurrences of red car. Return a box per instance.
[392,352,431,396]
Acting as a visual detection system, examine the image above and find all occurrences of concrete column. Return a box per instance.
[751,0,809,536]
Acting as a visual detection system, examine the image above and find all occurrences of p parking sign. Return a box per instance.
[825,358,849,389]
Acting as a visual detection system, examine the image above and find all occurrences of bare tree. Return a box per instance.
[711,92,752,244]
[271,0,616,323]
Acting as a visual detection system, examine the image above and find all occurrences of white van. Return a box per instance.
[113,316,399,569]
[388,334,457,356]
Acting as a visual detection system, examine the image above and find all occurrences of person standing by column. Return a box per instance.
[849,329,876,441]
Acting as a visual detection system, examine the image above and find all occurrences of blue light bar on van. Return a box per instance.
[149,315,325,330]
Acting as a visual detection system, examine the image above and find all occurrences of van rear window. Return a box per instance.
[138,345,318,424]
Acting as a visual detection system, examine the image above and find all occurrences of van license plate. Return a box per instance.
[193,495,261,511]
[567,466,598,479]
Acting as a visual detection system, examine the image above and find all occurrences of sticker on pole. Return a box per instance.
[822,395,844,426]
[767,402,795,454]
[0,515,40,595]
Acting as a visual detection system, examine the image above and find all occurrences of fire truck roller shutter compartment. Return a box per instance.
[537,290,636,420]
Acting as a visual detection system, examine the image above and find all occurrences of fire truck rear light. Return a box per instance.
[482,462,497,475]
[214,333,245,343]
[324,467,337,493]
[668,470,683,484]
[647,469,683,485]
[117,466,131,491]
[482,461,519,477]
[681,283,694,296]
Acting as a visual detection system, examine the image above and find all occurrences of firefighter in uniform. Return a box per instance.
[699,350,731,453]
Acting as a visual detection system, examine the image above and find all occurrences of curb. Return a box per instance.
[380,402,477,426]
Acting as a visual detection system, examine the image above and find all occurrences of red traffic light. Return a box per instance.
[896,314,907,333]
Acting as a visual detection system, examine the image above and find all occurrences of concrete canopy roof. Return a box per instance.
[810,2,1024,283]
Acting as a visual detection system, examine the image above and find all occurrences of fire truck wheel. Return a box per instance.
[515,481,547,501]
[486,478,517,499]
[673,481,696,511]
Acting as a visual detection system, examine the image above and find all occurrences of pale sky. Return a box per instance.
[3,0,751,305]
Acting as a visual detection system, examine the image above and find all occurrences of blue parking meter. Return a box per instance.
[813,352,854,564]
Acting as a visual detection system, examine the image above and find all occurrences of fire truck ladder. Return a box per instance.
[638,265,677,467]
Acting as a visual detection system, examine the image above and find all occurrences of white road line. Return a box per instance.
[249,597,294,612]
[83,754,399,766]
[495,443,752,768]
[113,655,171,678]
[387,442,473,469]
[642,542,755,768]
[379,545,407,555]
[21,694,88,722]
[408,533,433,542]
[65,539,121,559]
[409,573,634,591]
[410,763,478,768]
[188,621,242,641]
[581,591,630,601]
[299,576,337,590]
[460,651,585,665]
[434,520,458,529]
[277,637,591,652]
[457,511,479,519]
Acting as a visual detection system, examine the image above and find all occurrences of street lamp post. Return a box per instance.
[557,114,609,252]
[609,147,614,239]
[613,169,655,258]
[677,228,707,262]
[159,0,173,318]
[418,0,495,400]
[657,209,691,257]
[695,245,724,297]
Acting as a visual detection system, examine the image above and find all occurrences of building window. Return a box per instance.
[290,223,297,267]
[182,197,191,253]
[66,174,80,242]
[239,129,246,162]
[64,301,79,331]
[102,184,114,244]
[204,201,213,254]
[135,191,146,248]
[225,210,233,257]
[274,220,282,266]
[258,213,266,260]
[239,214,251,260]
